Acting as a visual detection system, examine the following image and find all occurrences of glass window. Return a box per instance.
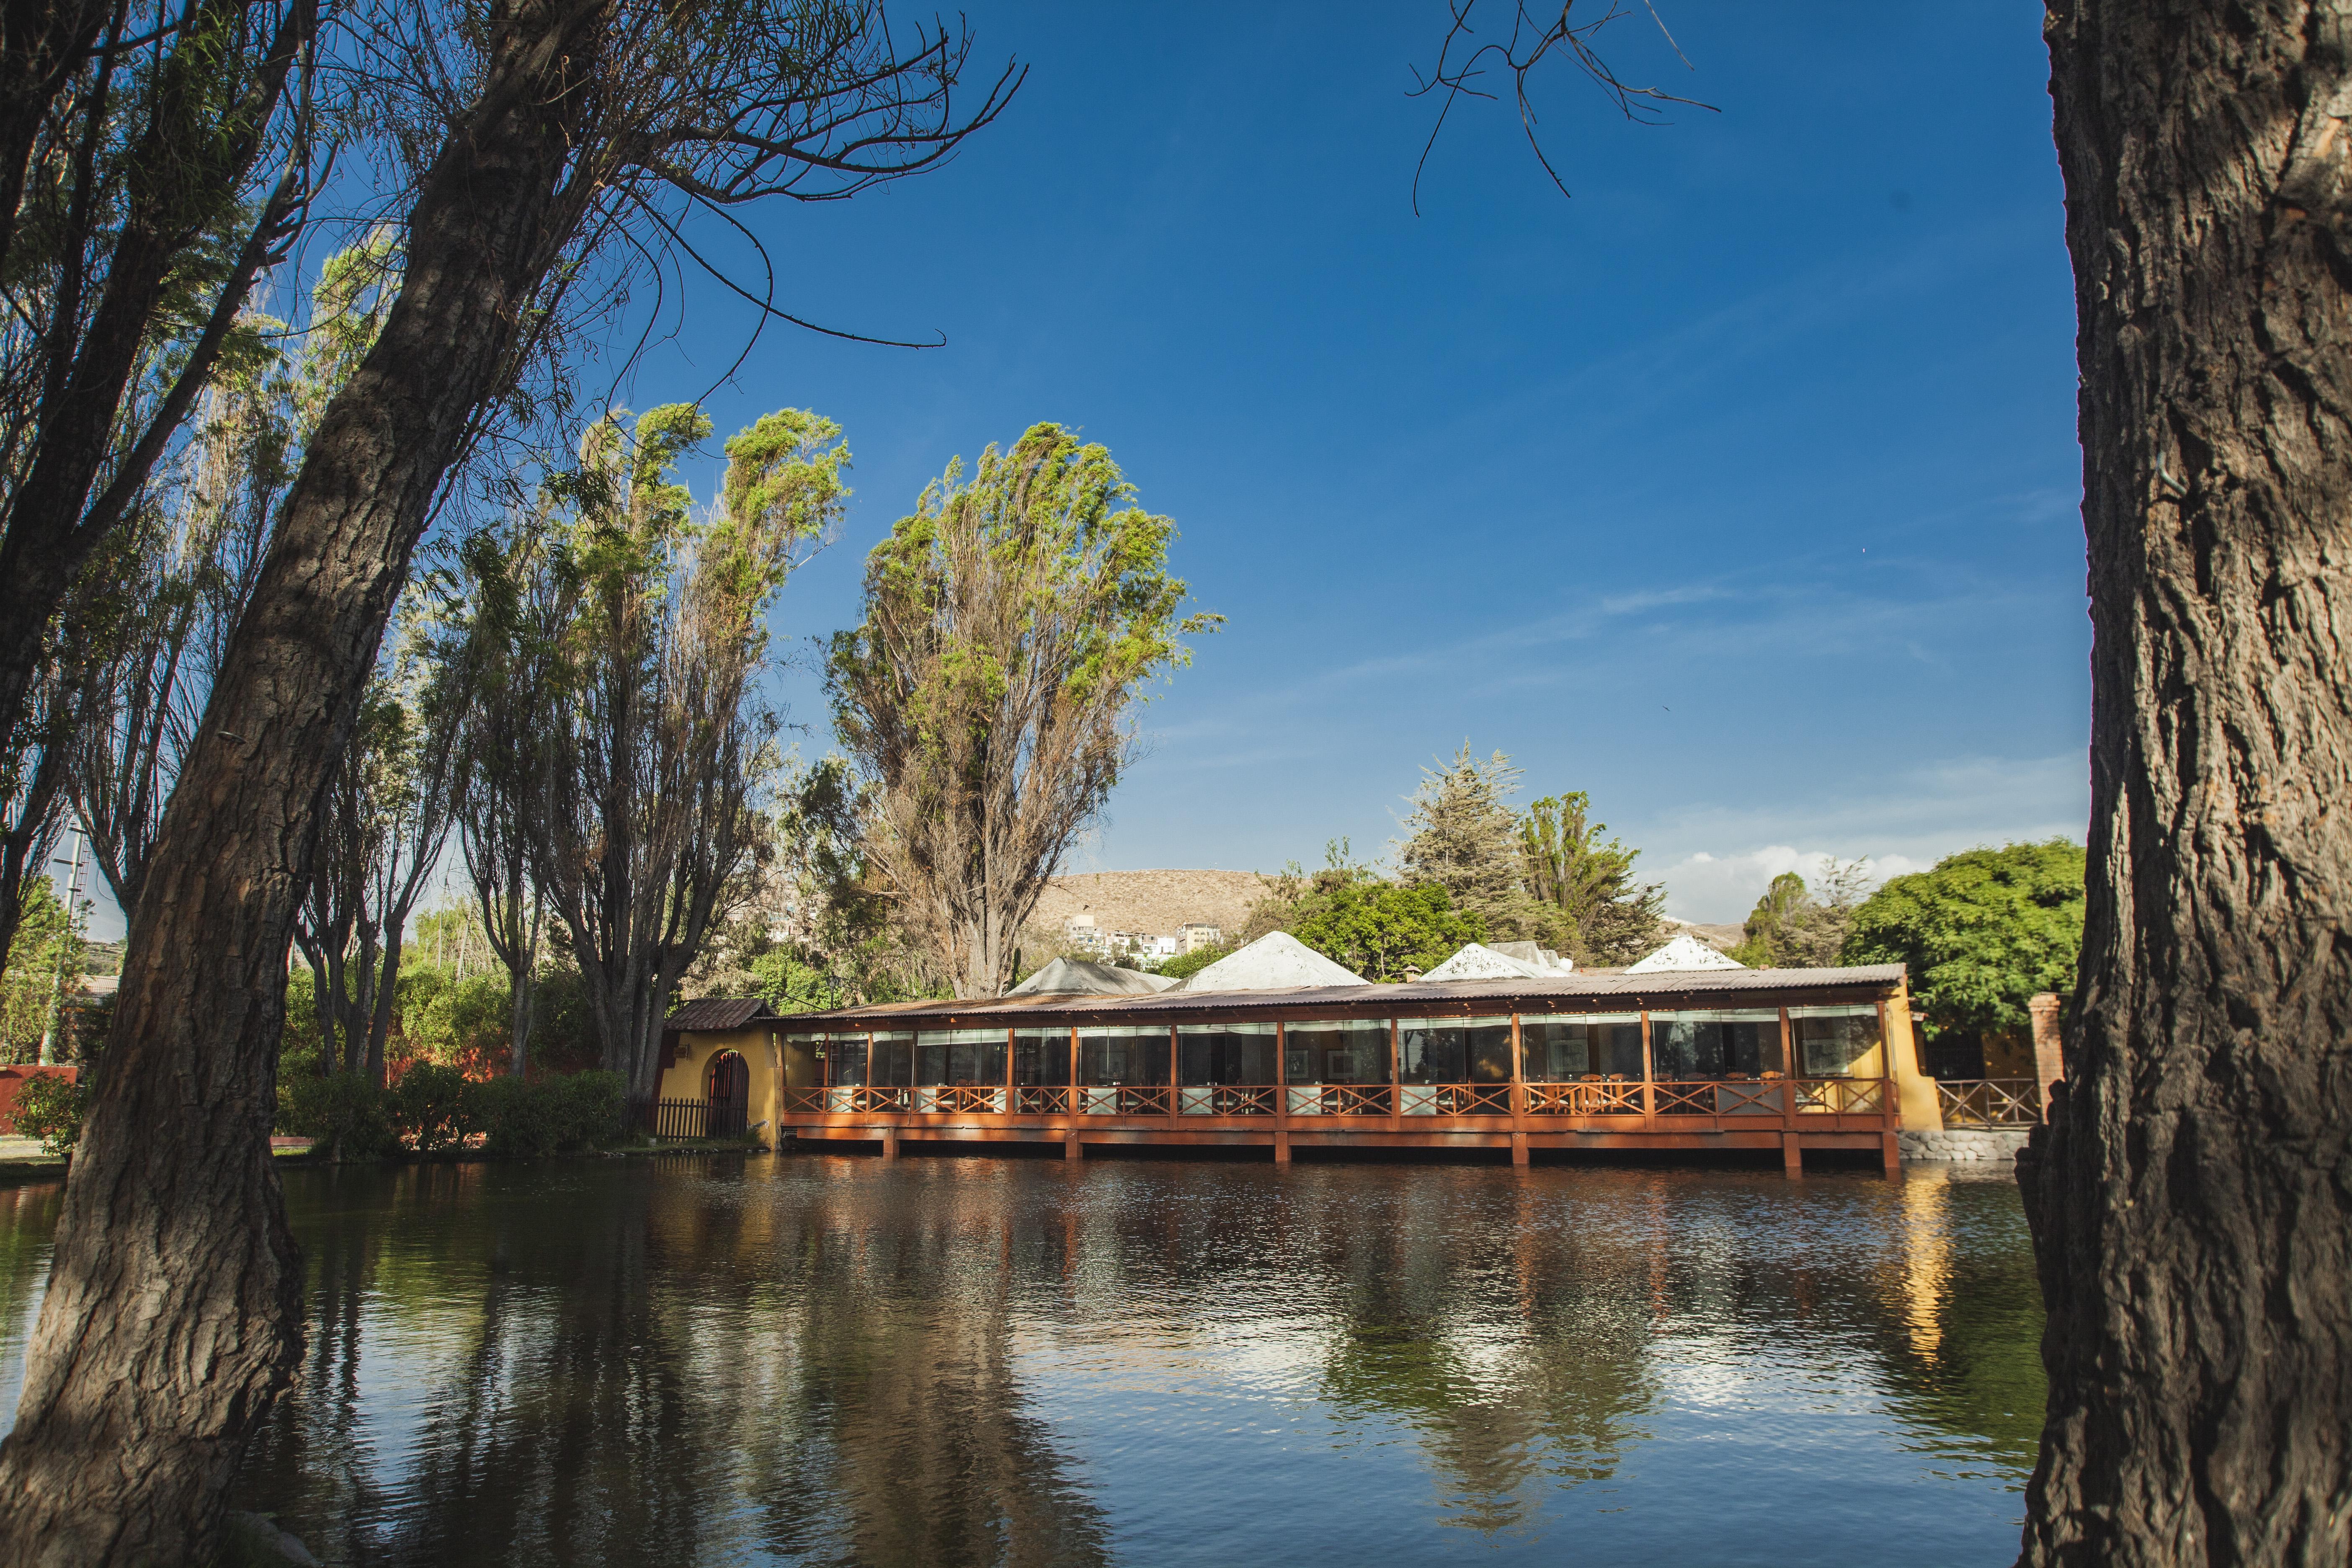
[1178,1021,1277,1084]
[1398,1017,1514,1083]
[825,1032,869,1087]
[1521,1014,1643,1081]
[1013,1028,1071,1086]
[1648,1012,1783,1079]
[871,1032,915,1088]
[1790,1006,1883,1077]
[1285,1020,1392,1085]
[1077,1026,1170,1086]
[916,1028,1008,1086]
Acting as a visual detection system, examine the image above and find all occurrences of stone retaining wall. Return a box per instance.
[1899,1127,2031,1163]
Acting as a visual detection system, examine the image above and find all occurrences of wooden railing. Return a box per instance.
[773,1075,1900,1125]
[1398,1083,1513,1116]
[1936,1078,2041,1127]
[1177,1085,1277,1116]
[1286,1084,1391,1116]
[1793,1078,1887,1115]
[1526,1080,1643,1115]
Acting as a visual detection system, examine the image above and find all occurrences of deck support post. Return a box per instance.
[1782,1135,1803,1179]
[882,1130,900,1161]
[1273,1130,1291,1165]
[1064,1132,1083,1161]
[1510,1131,1529,1166]
[1880,1131,1901,1179]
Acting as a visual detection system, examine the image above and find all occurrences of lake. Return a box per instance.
[0,1153,2043,1566]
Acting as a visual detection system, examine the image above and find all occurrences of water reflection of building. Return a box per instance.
[203,1155,2045,1562]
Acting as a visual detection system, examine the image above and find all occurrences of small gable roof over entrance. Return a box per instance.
[664,998,781,1034]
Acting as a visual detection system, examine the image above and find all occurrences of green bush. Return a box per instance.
[465,1069,625,1157]
[12,1073,88,1156]
[392,1061,470,1153]
[547,1070,626,1150]
[283,1072,399,1160]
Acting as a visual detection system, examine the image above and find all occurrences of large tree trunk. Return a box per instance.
[0,5,603,1560]
[2022,3,2352,1563]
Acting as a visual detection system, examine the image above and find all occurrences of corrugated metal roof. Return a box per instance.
[777,964,1906,1031]
[664,998,779,1033]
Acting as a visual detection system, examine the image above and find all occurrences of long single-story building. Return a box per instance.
[655,958,1944,1175]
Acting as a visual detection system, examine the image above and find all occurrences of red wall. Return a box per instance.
[0,1065,78,1135]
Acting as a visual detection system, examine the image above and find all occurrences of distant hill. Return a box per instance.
[1031,869,1267,942]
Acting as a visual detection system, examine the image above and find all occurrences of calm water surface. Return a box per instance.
[0,1155,2043,1566]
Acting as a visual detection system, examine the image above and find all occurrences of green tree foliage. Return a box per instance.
[1399,745,1566,948]
[1153,942,1235,982]
[471,402,846,1093]
[0,877,83,1062]
[829,423,1218,996]
[1729,859,1870,969]
[11,1073,88,1157]
[1842,841,2087,1036]
[1292,882,1486,982]
[1517,790,1668,964]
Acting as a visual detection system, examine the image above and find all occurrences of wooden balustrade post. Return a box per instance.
[1273,1021,1291,1165]
[1509,1012,1529,1165]
[1639,1011,1657,1127]
[1005,1026,1016,1117]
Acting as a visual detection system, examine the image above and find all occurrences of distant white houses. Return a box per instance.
[1060,912,1215,965]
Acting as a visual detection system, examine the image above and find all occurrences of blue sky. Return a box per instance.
[64,2,2090,938]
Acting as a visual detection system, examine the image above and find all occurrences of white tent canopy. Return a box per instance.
[1420,943,1550,982]
[1008,957,1177,996]
[1173,931,1369,991]
[1625,934,1747,973]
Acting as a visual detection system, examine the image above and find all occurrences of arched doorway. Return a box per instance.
[705,1050,749,1139]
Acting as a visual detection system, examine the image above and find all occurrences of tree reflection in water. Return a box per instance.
[0,1156,2041,1566]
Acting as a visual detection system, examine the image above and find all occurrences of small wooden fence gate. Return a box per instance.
[633,1096,749,1141]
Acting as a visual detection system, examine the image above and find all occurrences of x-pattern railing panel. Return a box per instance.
[1793,1079,1888,1115]
[1936,1078,2040,1127]
[1652,1082,1715,1116]
[928,1086,1007,1114]
[1400,1083,1512,1115]
[1014,1086,1073,1114]
[1178,1085,1277,1116]
[1289,1084,1392,1116]
[1525,1081,1644,1115]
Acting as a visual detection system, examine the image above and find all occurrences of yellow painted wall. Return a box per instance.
[1884,982,1944,1133]
[655,1027,784,1140]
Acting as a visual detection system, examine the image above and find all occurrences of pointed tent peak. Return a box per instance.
[1173,931,1369,992]
[1007,957,1178,996]
[1488,940,1573,975]
[1626,933,1748,973]
[1421,943,1548,982]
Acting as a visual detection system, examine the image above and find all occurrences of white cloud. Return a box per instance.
[1644,752,2087,923]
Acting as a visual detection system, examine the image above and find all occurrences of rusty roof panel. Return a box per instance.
[775,964,1907,1031]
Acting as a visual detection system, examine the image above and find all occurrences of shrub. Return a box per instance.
[392,1061,471,1153]
[12,1073,88,1156]
[548,1070,626,1150]
[465,1070,625,1158]
[283,1072,399,1160]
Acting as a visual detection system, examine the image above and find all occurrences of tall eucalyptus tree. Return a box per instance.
[0,5,1016,1559]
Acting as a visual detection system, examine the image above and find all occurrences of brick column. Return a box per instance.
[2028,992,2064,1119]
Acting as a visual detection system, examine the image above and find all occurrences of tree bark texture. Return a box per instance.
[2025,3,2352,1563]
[0,5,603,1560]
